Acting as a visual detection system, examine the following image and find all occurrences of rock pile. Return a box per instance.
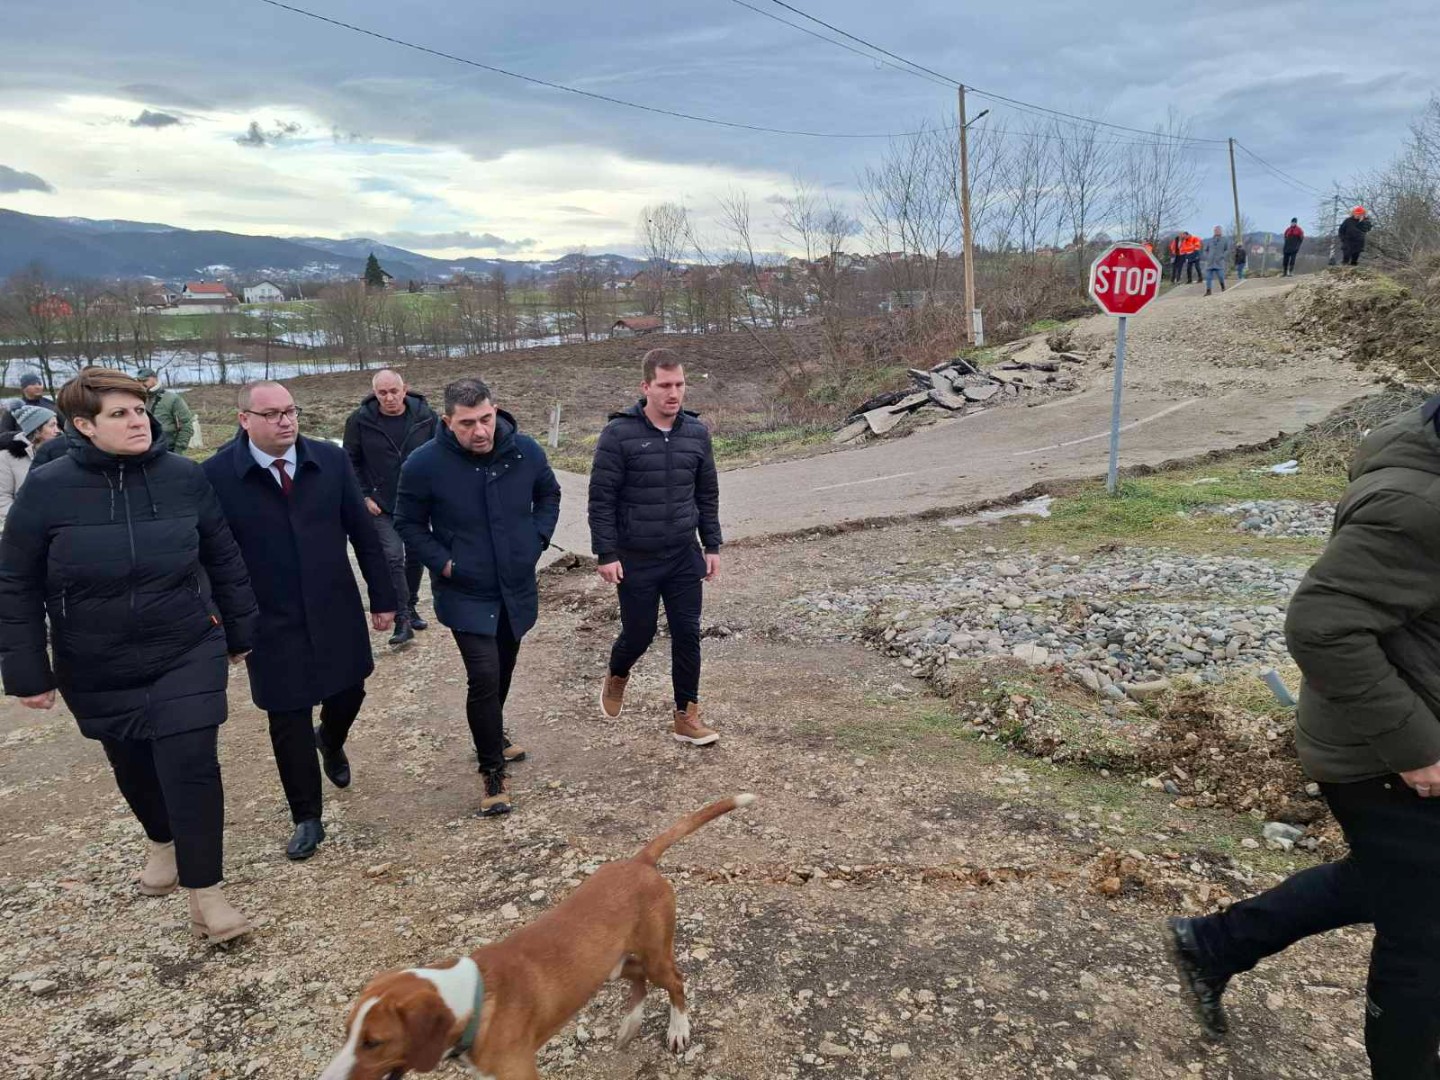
[1203,500,1335,539]
[795,548,1305,700]
[834,336,1089,443]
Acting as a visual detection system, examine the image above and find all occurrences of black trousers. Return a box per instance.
[267,682,366,823]
[1344,248,1362,266]
[1282,251,1298,275]
[103,727,224,889]
[453,609,521,776]
[372,510,424,614]
[1170,258,1182,283]
[1188,777,1440,1079]
[609,545,705,712]
[1185,255,1204,283]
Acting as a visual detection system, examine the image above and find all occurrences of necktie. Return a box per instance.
[274,458,293,496]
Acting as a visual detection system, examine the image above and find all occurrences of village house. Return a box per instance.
[242,280,286,305]
[177,282,238,311]
[611,315,663,337]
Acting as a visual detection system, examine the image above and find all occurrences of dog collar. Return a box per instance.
[450,962,486,1059]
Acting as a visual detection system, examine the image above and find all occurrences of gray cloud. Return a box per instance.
[130,109,182,128]
[556,205,600,215]
[0,164,54,193]
[118,83,210,109]
[353,230,539,254]
[235,119,303,148]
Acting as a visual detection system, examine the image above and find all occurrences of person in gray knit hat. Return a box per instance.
[1,404,60,529]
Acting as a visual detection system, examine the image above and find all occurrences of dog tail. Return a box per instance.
[635,794,756,866]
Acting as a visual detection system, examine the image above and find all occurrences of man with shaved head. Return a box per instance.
[344,369,439,647]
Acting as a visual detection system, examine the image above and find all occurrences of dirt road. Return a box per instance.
[544,277,1374,557]
[0,275,1376,1079]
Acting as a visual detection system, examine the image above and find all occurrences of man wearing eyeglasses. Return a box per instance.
[203,381,397,861]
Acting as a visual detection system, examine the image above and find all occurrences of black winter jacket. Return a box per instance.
[342,392,439,513]
[587,402,722,563]
[1339,215,1373,253]
[0,417,258,740]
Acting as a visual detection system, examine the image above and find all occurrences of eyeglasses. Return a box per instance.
[243,406,303,424]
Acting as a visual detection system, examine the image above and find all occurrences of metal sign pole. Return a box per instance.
[1106,315,1128,495]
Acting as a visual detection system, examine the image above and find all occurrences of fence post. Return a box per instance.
[548,401,561,449]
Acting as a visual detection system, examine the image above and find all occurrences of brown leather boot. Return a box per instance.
[673,703,719,746]
[188,885,254,944]
[138,840,178,897]
[600,674,629,719]
[480,771,512,816]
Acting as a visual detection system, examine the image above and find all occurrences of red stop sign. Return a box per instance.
[1088,243,1163,317]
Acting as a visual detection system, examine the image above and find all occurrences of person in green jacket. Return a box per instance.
[138,368,195,452]
[1165,397,1440,1077]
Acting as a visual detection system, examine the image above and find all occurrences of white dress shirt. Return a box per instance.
[248,440,298,488]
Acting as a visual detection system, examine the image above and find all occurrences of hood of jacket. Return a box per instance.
[6,432,31,459]
[1348,398,1440,483]
[436,408,518,459]
[356,390,434,425]
[65,413,170,473]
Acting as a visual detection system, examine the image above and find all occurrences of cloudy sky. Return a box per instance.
[1,0,1434,258]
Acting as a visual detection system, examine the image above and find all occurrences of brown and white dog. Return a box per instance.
[318,793,756,1080]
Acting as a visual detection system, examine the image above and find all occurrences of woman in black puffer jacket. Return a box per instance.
[0,368,260,944]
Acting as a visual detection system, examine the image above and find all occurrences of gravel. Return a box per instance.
[1198,500,1336,539]
[794,547,1306,697]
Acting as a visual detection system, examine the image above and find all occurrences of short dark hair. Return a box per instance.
[237,380,288,411]
[56,367,147,422]
[642,348,683,383]
[443,377,493,416]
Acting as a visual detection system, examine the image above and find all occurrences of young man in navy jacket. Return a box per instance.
[589,348,723,747]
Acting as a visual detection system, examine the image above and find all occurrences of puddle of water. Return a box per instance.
[943,495,1053,528]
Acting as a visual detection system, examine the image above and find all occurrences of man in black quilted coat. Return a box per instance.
[588,348,722,746]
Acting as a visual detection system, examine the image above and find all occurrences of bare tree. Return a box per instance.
[554,250,606,341]
[1120,110,1200,246]
[2,266,65,391]
[1053,119,1123,277]
[716,189,785,330]
[858,123,960,294]
[1349,95,1440,262]
[638,203,691,324]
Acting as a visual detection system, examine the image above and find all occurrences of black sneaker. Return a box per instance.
[388,618,415,649]
[480,771,512,816]
[407,607,428,631]
[1166,917,1230,1039]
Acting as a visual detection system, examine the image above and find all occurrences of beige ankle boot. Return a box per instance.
[138,841,178,896]
[673,703,719,746]
[188,886,254,944]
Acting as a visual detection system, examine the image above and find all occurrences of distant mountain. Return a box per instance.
[0,209,645,284]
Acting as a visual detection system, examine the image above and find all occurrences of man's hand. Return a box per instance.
[228,651,251,666]
[364,497,383,517]
[598,560,624,585]
[20,690,56,710]
[704,554,720,583]
[442,560,453,579]
[372,612,396,632]
[1400,761,1440,797]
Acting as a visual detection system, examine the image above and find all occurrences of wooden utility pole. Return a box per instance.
[958,85,977,344]
[1228,138,1243,252]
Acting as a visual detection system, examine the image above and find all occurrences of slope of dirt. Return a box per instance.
[0,516,1372,1079]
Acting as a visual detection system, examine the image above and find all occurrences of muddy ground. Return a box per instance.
[184,326,824,457]
[0,508,1372,1079]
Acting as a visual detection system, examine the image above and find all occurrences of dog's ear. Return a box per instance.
[399,990,455,1073]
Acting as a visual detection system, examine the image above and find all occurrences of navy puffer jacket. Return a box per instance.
[0,416,258,739]
[395,412,561,638]
[587,401,722,563]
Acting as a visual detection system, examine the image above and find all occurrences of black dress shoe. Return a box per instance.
[388,618,415,649]
[286,818,326,861]
[314,726,351,788]
[1166,916,1230,1038]
[407,607,428,631]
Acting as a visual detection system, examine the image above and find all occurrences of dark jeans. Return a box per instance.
[1188,777,1440,1079]
[1170,259,1182,283]
[267,682,366,823]
[609,545,705,711]
[453,609,521,776]
[1344,249,1362,266]
[1282,251,1298,275]
[103,727,224,889]
[1186,256,1204,283]
[372,510,424,614]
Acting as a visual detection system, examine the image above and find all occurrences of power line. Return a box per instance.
[253,0,940,140]
[1234,142,1328,199]
[758,0,1231,146]
[725,0,954,88]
